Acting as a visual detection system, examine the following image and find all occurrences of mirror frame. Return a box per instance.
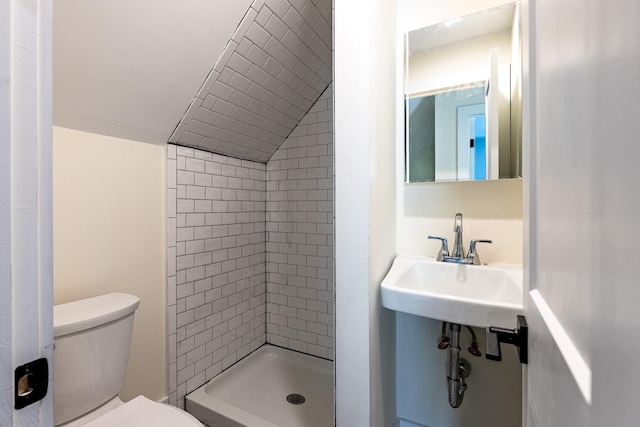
[404,2,522,184]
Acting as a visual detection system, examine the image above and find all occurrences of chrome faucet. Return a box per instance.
[428,213,493,265]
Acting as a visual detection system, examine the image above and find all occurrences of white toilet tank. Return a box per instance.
[53,293,140,426]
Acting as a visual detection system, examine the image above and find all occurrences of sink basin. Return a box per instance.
[381,255,523,328]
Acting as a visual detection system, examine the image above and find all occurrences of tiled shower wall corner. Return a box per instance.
[166,84,334,406]
[167,145,267,408]
[265,84,334,360]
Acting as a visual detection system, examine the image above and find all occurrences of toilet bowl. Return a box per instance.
[54,293,202,426]
[59,395,202,427]
[81,396,202,427]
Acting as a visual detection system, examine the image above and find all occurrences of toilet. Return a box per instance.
[53,293,202,426]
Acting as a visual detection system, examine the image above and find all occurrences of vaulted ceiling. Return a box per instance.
[53,0,332,163]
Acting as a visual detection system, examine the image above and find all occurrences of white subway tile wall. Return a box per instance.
[266,84,334,360]
[167,84,334,407]
[168,145,267,408]
[169,0,331,163]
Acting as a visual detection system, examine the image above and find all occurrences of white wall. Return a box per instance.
[395,1,523,426]
[53,127,167,402]
[334,0,397,426]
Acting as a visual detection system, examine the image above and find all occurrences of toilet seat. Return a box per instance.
[84,396,203,427]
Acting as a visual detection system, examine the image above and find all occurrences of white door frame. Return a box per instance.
[0,0,54,424]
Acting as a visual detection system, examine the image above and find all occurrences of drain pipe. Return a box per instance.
[447,323,470,408]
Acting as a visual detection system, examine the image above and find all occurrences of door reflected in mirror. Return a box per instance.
[405,3,521,183]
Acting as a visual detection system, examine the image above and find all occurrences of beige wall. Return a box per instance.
[399,179,523,264]
[398,0,523,265]
[53,126,167,401]
[392,1,523,425]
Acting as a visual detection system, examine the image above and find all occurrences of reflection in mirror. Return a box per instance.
[405,3,521,183]
[408,84,488,182]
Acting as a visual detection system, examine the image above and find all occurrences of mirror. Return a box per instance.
[405,3,521,183]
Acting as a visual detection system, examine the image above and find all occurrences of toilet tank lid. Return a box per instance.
[54,293,140,338]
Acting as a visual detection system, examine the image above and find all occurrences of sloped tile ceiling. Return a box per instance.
[169,0,332,163]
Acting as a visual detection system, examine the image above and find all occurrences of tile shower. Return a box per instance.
[167,85,334,408]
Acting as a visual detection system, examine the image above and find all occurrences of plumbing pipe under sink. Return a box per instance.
[447,323,470,408]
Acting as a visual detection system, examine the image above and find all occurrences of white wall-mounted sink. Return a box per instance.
[381,255,523,328]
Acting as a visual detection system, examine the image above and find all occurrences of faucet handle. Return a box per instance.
[428,235,449,261]
[467,240,492,265]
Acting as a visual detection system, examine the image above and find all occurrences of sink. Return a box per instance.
[381,255,523,328]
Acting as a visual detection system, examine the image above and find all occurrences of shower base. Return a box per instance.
[186,344,334,427]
